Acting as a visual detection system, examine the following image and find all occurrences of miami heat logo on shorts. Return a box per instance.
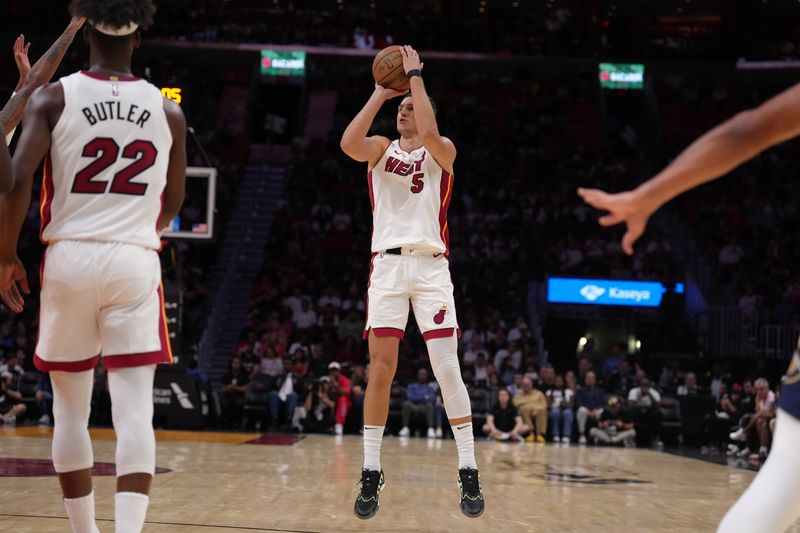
[433,304,447,325]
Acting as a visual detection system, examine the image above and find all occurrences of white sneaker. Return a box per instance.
[561,436,571,445]
[435,427,443,439]
[398,426,411,437]
[38,415,50,426]
[729,428,746,442]
[3,415,16,427]
[334,423,343,436]
[427,427,436,439]
[579,435,587,445]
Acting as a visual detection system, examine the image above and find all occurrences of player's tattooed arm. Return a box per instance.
[402,45,456,174]
[579,81,800,255]
[1,16,85,137]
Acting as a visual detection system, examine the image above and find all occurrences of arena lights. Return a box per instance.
[547,277,684,308]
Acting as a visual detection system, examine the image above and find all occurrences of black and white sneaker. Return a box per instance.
[354,469,385,519]
[457,468,484,518]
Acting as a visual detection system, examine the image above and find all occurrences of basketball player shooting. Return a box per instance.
[579,82,800,532]
[340,45,484,520]
[0,1,187,532]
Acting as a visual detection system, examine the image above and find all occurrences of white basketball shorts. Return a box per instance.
[34,240,173,372]
[364,252,459,341]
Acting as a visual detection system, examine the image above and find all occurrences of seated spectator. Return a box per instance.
[498,358,517,386]
[218,359,247,427]
[589,396,636,446]
[269,357,305,430]
[702,383,744,454]
[337,311,364,341]
[677,372,700,396]
[473,353,490,388]
[507,372,524,396]
[602,343,625,378]
[547,375,575,444]
[577,356,593,385]
[730,378,776,461]
[658,359,684,393]
[537,365,556,393]
[513,377,548,442]
[483,388,529,442]
[627,378,664,448]
[605,359,636,396]
[0,375,26,426]
[575,371,605,445]
[301,377,336,434]
[565,370,578,394]
[399,369,442,439]
[35,372,53,426]
[328,361,351,435]
[259,346,284,377]
[292,298,317,333]
[0,352,23,383]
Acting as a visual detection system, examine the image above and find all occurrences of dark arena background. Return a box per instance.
[2,1,800,531]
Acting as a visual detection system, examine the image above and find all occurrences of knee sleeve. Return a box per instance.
[51,370,94,473]
[427,335,471,419]
[109,365,156,477]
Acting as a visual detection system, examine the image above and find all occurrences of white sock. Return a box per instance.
[452,422,478,470]
[63,491,100,533]
[718,409,800,532]
[115,492,149,533]
[363,425,384,471]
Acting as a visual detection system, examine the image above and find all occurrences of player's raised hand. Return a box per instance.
[577,188,655,256]
[373,83,405,101]
[0,256,29,314]
[401,45,423,74]
[13,35,31,90]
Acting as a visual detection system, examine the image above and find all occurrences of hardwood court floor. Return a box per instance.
[1,427,798,533]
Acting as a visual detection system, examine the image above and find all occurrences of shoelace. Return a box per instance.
[460,470,480,496]
[359,471,380,499]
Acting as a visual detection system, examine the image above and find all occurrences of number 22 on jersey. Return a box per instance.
[72,137,157,196]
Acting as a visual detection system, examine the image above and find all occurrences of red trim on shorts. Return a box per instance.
[103,350,170,369]
[438,171,454,257]
[80,70,141,82]
[369,327,405,339]
[422,328,456,341]
[39,155,54,243]
[34,354,100,372]
[102,284,173,369]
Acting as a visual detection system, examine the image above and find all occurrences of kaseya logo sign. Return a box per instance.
[579,285,606,302]
[548,278,684,308]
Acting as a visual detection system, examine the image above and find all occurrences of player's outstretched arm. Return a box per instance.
[402,45,456,174]
[0,84,60,311]
[158,99,187,233]
[579,81,800,255]
[340,85,399,167]
[13,35,31,94]
[1,16,85,138]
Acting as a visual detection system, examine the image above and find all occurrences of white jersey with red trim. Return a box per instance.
[42,71,173,250]
[368,139,454,255]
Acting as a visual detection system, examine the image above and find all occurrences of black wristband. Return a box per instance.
[406,69,422,79]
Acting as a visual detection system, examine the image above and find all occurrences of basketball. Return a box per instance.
[372,45,410,92]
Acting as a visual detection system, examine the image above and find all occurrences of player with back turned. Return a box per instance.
[579,77,800,532]
[341,45,485,519]
[1,1,187,532]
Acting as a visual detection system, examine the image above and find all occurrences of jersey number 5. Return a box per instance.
[72,137,157,196]
[410,173,424,194]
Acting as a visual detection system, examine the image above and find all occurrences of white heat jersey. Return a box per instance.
[42,71,173,250]
[369,140,454,255]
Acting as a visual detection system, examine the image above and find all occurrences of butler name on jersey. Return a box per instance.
[368,139,454,256]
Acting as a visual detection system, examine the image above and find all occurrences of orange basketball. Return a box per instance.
[372,45,410,93]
